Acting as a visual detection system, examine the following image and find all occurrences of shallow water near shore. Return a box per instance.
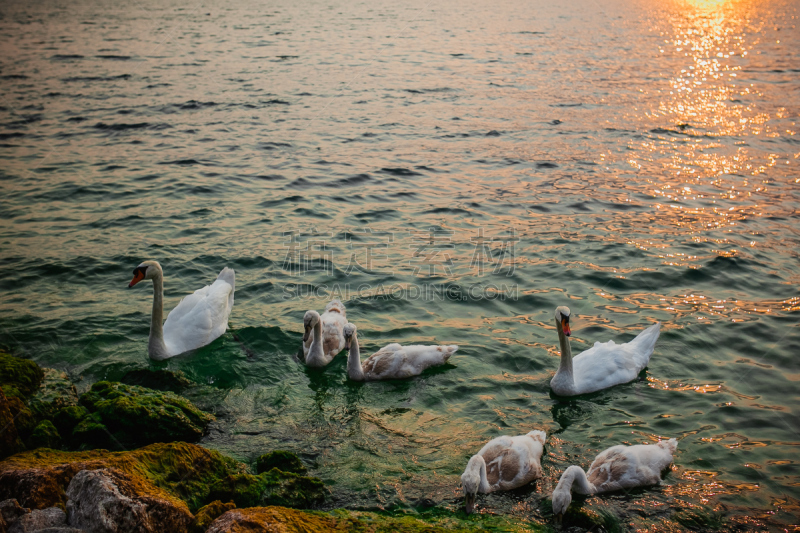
[1,0,798,530]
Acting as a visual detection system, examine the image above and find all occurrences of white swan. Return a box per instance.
[302,299,347,368]
[550,306,660,396]
[129,260,235,360]
[461,430,546,514]
[342,323,457,381]
[551,438,677,524]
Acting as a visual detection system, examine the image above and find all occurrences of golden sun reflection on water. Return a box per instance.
[655,0,763,139]
[622,0,798,272]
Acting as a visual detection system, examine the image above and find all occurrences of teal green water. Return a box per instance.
[1,0,798,530]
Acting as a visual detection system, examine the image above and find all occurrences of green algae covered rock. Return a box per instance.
[4,396,37,445]
[0,352,44,400]
[79,381,214,448]
[0,442,232,512]
[28,368,79,421]
[52,405,90,438]
[0,389,26,459]
[255,450,307,475]
[208,468,325,510]
[206,506,545,533]
[121,368,194,393]
[28,421,61,450]
[0,441,327,516]
[70,418,113,450]
[190,500,237,533]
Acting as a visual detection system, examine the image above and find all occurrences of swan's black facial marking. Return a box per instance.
[129,265,148,288]
[561,315,571,336]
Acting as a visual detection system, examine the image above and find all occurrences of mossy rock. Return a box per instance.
[79,381,213,447]
[255,450,307,475]
[0,352,44,400]
[258,468,325,508]
[121,369,194,393]
[674,506,726,530]
[27,420,61,450]
[4,395,37,441]
[28,368,79,421]
[206,506,543,533]
[190,500,236,533]
[208,467,325,510]
[0,442,237,512]
[52,405,90,438]
[0,389,25,460]
[71,419,113,450]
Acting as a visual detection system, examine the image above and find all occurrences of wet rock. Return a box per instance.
[69,419,112,451]
[52,406,91,447]
[205,506,506,533]
[78,382,213,448]
[120,369,193,393]
[1,442,244,513]
[0,391,25,460]
[205,506,537,532]
[4,397,36,443]
[27,421,61,451]
[205,507,341,533]
[26,528,84,533]
[255,451,306,475]
[28,369,79,422]
[189,500,235,533]
[8,507,65,533]
[66,468,192,533]
[0,499,29,525]
[208,468,325,509]
[0,353,44,401]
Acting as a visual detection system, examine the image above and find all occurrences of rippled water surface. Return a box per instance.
[1,0,798,530]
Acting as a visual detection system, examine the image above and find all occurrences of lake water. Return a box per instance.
[0,0,798,529]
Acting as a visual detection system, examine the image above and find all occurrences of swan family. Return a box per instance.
[128,260,672,523]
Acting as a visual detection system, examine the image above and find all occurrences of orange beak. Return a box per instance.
[129,270,145,288]
[561,318,571,336]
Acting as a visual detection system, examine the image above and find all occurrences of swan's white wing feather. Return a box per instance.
[587,440,676,493]
[570,323,660,394]
[364,344,456,379]
[163,276,234,355]
[302,303,346,360]
[216,267,235,315]
[476,433,545,492]
[320,309,347,359]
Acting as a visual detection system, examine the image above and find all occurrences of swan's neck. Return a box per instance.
[347,335,365,381]
[148,274,169,358]
[556,318,573,377]
[466,455,492,493]
[307,321,324,365]
[556,465,595,497]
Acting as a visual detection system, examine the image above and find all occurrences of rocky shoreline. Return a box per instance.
[1,352,549,533]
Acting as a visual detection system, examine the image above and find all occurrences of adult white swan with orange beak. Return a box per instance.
[129,260,235,360]
[550,306,660,396]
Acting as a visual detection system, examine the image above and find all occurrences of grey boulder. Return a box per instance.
[8,507,66,533]
[65,468,191,533]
